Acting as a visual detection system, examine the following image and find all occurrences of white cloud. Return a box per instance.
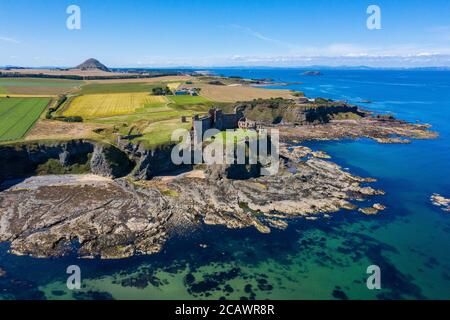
[0,36,20,44]
[226,24,300,50]
[127,52,450,68]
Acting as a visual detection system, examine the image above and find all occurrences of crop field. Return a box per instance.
[0,78,82,95]
[167,82,181,91]
[0,97,51,141]
[62,93,170,118]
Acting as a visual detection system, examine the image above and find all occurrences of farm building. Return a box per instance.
[298,97,316,104]
[174,88,199,96]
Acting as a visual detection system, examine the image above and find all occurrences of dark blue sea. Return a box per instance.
[1,69,449,300]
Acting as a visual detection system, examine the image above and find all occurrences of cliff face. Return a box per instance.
[283,105,365,124]
[0,139,192,185]
[0,141,133,184]
[131,144,189,180]
[234,99,366,125]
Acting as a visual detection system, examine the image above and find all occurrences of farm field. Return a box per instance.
[0,78,82,95]
[0,97,51,141]
[85,75,193,84]
[0,74,292,147]
[168,95,210,105]
[79,82,162,94]
[193,83,295,102]
[62,93,170,118]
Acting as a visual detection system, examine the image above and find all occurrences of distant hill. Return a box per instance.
[75,58,111,72]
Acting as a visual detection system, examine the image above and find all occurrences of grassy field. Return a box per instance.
[168,95,210,105]
[0,75,296,148]
[137,118,193,148]
[0,97,51,141]
[193,83,295,102]
[62,93,169,118]
[79,82,161,94]
[0,78,82,95]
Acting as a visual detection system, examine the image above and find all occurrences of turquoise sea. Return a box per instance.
[1,69,449,300]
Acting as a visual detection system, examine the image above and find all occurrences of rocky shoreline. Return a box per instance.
[278,118,437,143]
[0,102,438,259]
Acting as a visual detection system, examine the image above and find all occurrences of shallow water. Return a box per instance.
[1,69,449,300]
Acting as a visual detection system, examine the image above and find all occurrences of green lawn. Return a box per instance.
[212,129,258,144]
[0,97,51,141]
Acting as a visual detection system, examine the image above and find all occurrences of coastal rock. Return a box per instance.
[311,151,331,159]
[359,203,386,215]
[431,194,450,212]
[373,203,387,211]
[359,207,378,215]
[373,137,411,144]
[279,118,437,144]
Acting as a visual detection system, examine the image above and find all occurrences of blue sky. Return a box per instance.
[1,0,450,67]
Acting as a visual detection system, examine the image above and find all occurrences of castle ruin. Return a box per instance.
[191,107,246,138]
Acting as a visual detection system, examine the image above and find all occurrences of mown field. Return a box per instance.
[0,97,51,141]
[62,93,170,118]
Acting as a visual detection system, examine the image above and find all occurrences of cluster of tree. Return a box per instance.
[53,116,83,123]
[208,80,225,86]
[0,72,178,81]
[152,86,173,96]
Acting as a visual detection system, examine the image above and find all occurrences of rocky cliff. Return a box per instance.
[233,99,367,125]
[0,140,133,185]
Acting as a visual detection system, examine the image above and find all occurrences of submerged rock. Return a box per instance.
[431,194,450,212]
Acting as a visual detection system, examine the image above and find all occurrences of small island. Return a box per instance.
[302,71,323,76]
